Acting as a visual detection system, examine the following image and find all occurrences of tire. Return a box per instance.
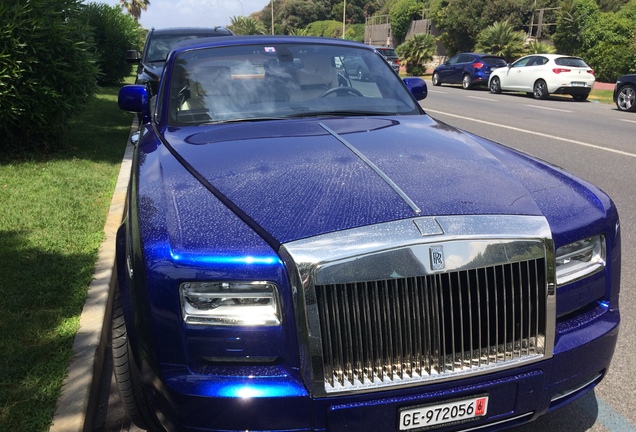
[112,282,164,431]
[432,72,441,86]
[462,74,472,90]
[572,94,588,102]
[489,76,501,94]
[533,80,549,100]
[616,84,636,112]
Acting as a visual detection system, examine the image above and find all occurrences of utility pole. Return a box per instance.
[342,0,346,39]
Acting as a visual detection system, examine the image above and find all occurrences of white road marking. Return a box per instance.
[426,108,636,159]
[525,104,573,113]
[619,118,636,124]
[467,96,498,102]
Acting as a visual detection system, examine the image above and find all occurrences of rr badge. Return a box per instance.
[430,245,445,271]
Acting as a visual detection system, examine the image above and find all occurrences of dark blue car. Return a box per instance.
[116,36,620,432]
[432,52,507,89]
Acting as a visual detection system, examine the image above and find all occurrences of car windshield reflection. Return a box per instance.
[167,43,419,126]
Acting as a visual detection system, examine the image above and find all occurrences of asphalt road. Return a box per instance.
[421,81,636,432]
[95,82,636,432]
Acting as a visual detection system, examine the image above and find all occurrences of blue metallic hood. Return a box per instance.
[160,115,598,244]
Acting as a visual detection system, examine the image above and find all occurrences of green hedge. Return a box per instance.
[0,0,98,154]
[78,2,141,86]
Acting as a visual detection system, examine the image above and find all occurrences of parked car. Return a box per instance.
[374,46,401,73]
[489,54,595,101]
[116,35,620,432]
[613,74,636,112]
[126,26,233,97]
[432,53,507,89]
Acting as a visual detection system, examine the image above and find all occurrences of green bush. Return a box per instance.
[345,23,365,42]
[397,33,436,76]
[78,2,141,86]
[554,0,636,81]
[0,0,98,154]
[306,20,345,37]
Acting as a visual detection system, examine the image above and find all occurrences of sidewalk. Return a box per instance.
[594,81,616,91]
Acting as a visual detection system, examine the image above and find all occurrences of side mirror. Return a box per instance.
[119,85,151,124]
[403,77,428,101]
[126,50,141,64]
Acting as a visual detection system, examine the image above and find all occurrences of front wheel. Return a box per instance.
[533,80,549,99]
[112,283,164,431]
[616,84,636,112]
[489,76,501,94]
[432,72,441,86]
[462,74,472,90]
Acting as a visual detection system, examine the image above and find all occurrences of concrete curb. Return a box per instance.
[49,120,136,432]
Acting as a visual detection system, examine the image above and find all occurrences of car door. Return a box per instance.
[439,54,461,83]
[517,56,548,91]
[450,54,474,83]
[501,56,534,90]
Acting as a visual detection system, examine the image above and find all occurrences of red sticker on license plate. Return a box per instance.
[398,395,489,431]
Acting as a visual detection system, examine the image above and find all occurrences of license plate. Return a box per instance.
[398,395,489,431]
[571,81,587,87]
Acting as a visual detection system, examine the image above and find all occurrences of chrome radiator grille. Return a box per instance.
[315,258,547,392]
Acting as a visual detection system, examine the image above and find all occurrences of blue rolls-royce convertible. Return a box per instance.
[115,36,620,432]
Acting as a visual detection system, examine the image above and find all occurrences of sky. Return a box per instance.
[96,0,271,30]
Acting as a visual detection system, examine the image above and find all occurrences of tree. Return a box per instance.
[475,21,526,62]
[228,16,267,34]
[119,0,149,20]
[430,0,487,54]
[578,11,636,81]
[553,0,636,81]
[553,0,599,57]
[396,33,436,76]
[261,0,330,34]
[481,0,537,32]
[390,0,422,43]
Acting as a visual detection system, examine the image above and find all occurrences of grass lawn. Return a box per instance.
[0,85,133,431]
[588,88,614,104]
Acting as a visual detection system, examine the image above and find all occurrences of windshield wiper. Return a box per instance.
[202,117,284,125]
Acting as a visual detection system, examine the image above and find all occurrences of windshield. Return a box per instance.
[377,48,398,58]
[167,43,420,126]
[481,56,507,67]
[555,57,589,68]
[146,34,217,63]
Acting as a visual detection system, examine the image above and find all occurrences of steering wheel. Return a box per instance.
[320,87,364,98]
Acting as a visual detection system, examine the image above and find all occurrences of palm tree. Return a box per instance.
[228,16,267,35]
[475,21,526,62]
[288,27,310,36]
[119,0,150,21]
[396,33,436,76]
[526,39,557,54]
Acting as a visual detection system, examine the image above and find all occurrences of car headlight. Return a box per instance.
[555,235,605,286]
[180,281,280,326]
